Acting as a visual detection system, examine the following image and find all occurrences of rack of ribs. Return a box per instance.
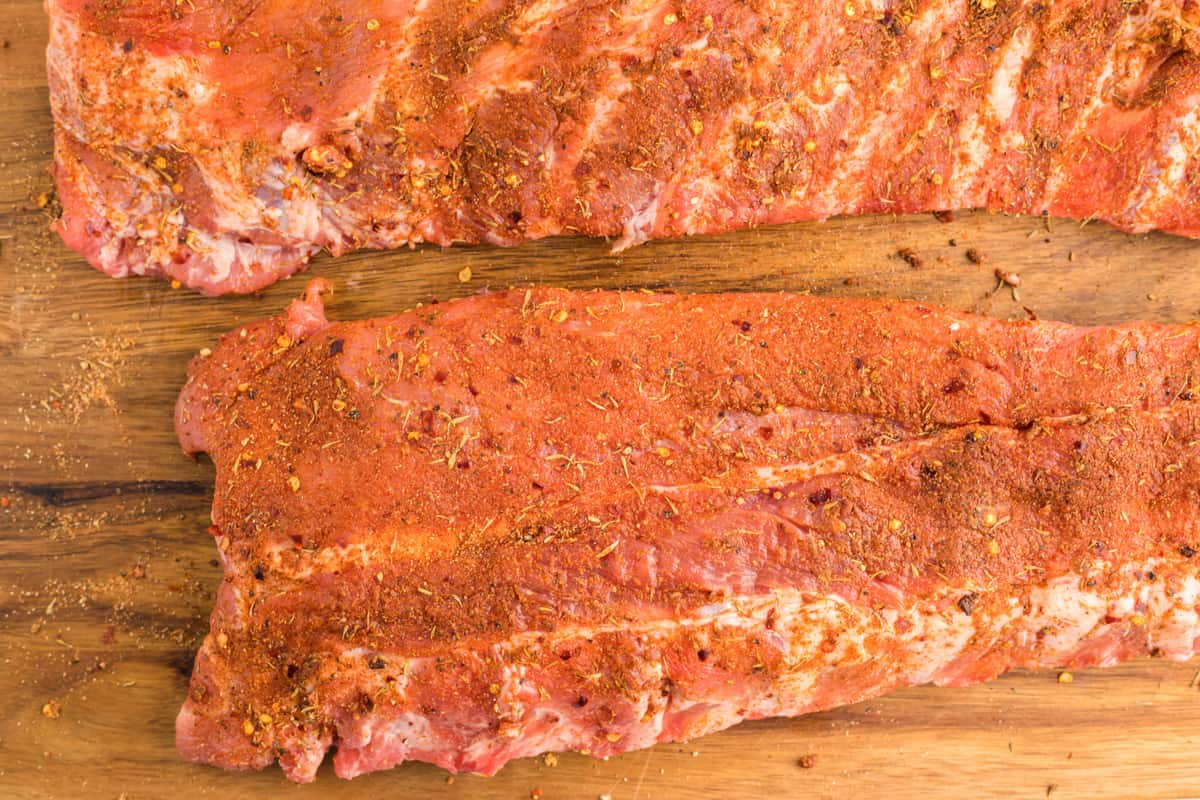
[49,0,1200,294]
[176,281,1200,781]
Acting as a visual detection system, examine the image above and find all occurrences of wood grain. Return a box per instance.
[5,2,1200,797]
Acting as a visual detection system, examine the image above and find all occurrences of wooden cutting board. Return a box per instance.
[5,4,1200,798]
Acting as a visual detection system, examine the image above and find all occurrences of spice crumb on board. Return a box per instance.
[896,247,924,269]
[995,269,1021,288]
[3,475,218,732]
[992,268,1022,302]
[797,753,819,769]
[19,333,137,427]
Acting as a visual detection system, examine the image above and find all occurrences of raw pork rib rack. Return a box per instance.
[178,282,1200,781]
[50,0,1200,294]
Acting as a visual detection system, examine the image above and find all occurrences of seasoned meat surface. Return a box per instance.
[49,0,1200,293]
[177,282,1200,780]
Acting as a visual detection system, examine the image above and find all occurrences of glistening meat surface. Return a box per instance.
[178,282,1200,781]
[51,0,1200,294]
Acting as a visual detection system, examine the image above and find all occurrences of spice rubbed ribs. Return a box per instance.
[178,281,1200,781]
[51,1,1200,294]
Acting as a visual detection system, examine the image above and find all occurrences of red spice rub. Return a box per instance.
[176,283,1200,780]
[49,0,1200,292]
